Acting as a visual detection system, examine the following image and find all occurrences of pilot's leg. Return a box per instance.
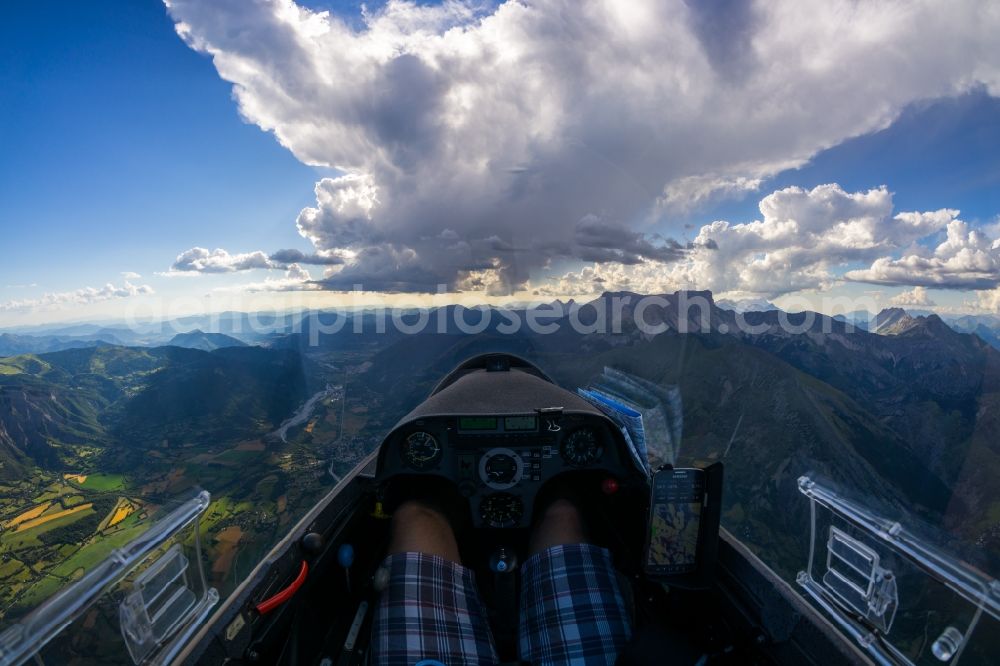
[519,498,633,665]
[371,500,498,666]
[386,500,462,561]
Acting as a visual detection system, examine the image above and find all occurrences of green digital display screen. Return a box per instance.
[504,415,537,431]
[458,416,498,430]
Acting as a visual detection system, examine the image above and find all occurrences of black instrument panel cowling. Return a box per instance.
[377,413,629,529]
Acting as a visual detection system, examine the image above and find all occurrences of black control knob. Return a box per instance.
[301,531,324,556]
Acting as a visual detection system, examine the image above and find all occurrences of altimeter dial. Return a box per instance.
[479,492,524,528]
[401,431,442,470]
[560,428,603,467]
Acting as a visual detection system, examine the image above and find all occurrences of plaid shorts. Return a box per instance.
[371,544,631,665]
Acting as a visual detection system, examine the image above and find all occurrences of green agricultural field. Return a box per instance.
[0,557,26,580]
[10,510,150,615]
[214,448,266,465]
[0,503,97,551]
[49,517,145,579]
[59,494,87,508]
[34,482,77,502]
[254,475,280,501]
[4,530,42,551]
[76,473,125,492]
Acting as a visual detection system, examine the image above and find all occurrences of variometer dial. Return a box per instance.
[400,431,441,470]
[560,428,603,467]
[479,448,523,489]
[479,492,524,528]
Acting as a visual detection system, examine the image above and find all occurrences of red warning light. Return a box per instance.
[601,477,620,495]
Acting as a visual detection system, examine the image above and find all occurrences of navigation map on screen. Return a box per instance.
[646,469,704,574]
[647,501,701,572]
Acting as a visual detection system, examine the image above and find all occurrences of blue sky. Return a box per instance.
[697,91,1000,232]
[2,0,999,324]
[0,1,319,295]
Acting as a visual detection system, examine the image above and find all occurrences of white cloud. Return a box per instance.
[890,286,936,307]
[213,263,320,293]
[169,247,275,273]
[121,271,143,280]
[534,262,680,298]
[845,218,1000,288]
[977,289,1000,312]
[0,282,155,313]
[166,246,345,274]
[164,0,1000,293]
[285,263,311,282]
[297,174,380,250]
[668,184,955,296]
[537,184,985,298]
[657,174,763,215]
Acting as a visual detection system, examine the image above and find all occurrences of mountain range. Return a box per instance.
[5,300,1000,352]
[166,329,248,351]
[0,346,310,480]
[1,291,997,576]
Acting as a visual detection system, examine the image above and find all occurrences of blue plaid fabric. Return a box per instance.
[371,544,630,666]
[371,552,498,665]
[519,544,632,665]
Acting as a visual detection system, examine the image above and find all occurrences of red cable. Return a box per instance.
[255,560,309,615]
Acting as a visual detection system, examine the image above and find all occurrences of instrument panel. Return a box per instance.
[382,412,624,529]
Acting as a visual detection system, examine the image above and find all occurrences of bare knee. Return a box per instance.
[530,498,587,555]
[387,500,461,563]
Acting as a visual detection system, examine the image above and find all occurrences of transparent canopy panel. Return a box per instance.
[0,491,216,666]
[1,334,997,665]
[797,476,1000,665]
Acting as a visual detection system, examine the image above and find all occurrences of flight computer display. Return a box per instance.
[645,468,704,575]
[503,415,537,431]
[457,415,537,433]
[458,416,498,431]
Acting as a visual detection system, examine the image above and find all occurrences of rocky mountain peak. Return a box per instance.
[873,308,917,335]
[873,308,957,339]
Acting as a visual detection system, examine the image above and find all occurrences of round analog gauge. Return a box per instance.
[400,431,442,470]
[479,448,523,490]
[479,492,524,528]
[560,428,603,467]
